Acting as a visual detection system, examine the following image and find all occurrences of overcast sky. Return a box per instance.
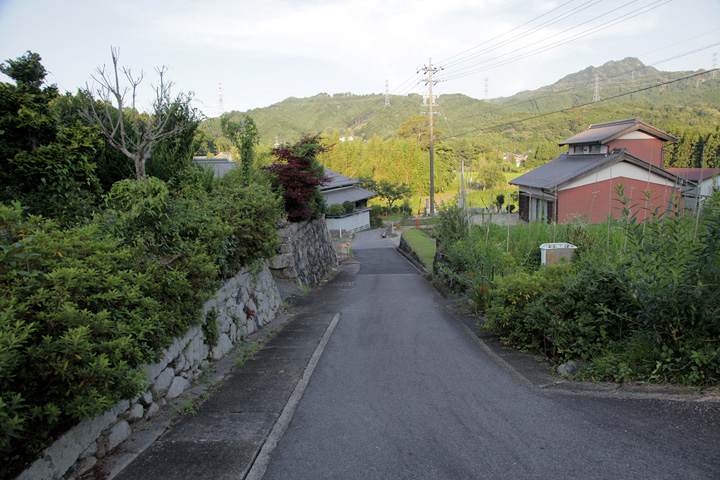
[1,0,718,118]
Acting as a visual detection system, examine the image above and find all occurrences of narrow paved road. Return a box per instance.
[262,229,720,480]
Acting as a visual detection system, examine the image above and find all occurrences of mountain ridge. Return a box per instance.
[198,57,720,154]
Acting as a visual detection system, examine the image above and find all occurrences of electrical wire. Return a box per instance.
[441,69,717,140]
[439,0,672,81]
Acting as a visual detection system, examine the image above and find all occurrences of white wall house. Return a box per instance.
[667,168,719,210]
[321,168,376,234]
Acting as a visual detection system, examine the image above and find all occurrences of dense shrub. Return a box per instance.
[484,259,633,361]
[342,200,355,213]
[211,170,284,277]
[0,203,159,469]
[369,205,383,229]
[435,188,719,386]
[432,202,468,245]
[327,203,345,216]
[0,171,285,476]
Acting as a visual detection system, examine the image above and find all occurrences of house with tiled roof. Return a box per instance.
[192,157,237,177]
[666,168,719,210]
[321,168,376,233]
[510,118,688,224]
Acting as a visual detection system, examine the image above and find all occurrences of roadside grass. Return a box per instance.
[402,228,436,270]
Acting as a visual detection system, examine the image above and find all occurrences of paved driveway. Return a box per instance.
[262,228,720,480]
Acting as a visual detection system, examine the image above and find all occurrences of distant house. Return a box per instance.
[193,157,237,177]
[666,168,719,210]
[510,118,688,224]
[321,168,376,234]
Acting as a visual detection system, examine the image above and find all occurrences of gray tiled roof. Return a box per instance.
[510,150,684,191]
[193,158,237,178]
[320,167,375,205]
[322,168,359,190]
[510,153,621,190]
[666,168,717,183]
[558,117,676,145]
[323,186,376,205]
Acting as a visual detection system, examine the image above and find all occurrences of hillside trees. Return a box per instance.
[315,117,455,198]
[665,125,720,169]
[397,114,442,148]
[80,48,200,180]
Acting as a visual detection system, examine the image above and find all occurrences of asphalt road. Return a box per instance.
[262,228,720,480]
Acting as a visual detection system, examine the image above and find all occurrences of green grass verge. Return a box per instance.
[402,229,436,270]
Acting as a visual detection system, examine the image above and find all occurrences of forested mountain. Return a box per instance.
[198,57,720,187]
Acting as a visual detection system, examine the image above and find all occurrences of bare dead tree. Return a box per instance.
[80,47,191,180]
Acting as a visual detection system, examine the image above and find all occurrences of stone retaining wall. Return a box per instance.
[270,218,337,286]
[16,264,281,480]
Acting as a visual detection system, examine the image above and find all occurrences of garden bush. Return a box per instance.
[485,259,634,361]
[327,203,345,216]
[0,171,286,476]
[432,202,468,245]
[342,201,355,213]
[0,203,160,470]
[436,187,719,386]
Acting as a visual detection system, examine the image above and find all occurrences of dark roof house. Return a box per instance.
[193,157,237,177]
[511,118,687,224]
[320,168,376,234]
[320,168,376,208]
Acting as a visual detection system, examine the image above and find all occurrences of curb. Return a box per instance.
[245,313,341,480]
[447,301,720,404]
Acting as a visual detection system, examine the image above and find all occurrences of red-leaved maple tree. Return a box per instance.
[264,135,330,222]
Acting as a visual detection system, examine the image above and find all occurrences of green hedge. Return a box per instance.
[0,171,284,476]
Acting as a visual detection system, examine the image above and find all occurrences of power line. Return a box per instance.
[443,69,716,140]
[440,0,602,70]
[439,0,671,81]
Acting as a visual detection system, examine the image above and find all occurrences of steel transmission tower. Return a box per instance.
[385,80,390,107]
[419,59,443,217]
[218,83,224,117]
[593,74,600,103]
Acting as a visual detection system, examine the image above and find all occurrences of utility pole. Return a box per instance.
[419,58,442,217]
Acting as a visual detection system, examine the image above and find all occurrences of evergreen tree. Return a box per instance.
[0,52,101,220]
